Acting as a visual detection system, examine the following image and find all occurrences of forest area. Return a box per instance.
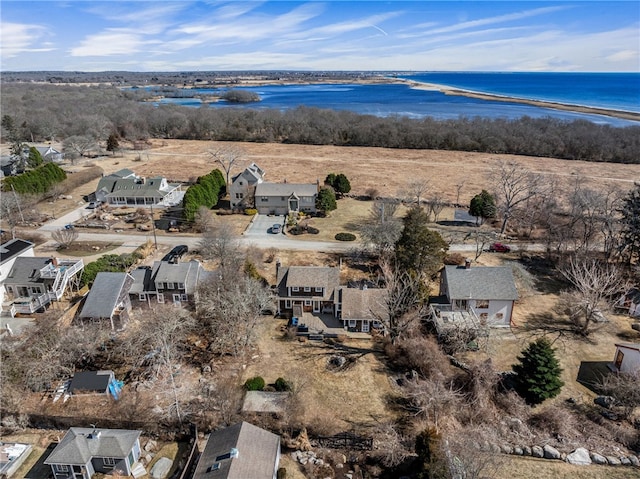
[1,82,639,164]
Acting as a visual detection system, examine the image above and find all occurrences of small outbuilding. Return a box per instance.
[612,343,640,374]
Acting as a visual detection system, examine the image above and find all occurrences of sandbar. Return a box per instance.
[400,79,640,122]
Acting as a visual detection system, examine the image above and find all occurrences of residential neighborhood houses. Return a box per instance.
[2,146,640,479]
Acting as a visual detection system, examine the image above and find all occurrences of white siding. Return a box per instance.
[470,299,513,326]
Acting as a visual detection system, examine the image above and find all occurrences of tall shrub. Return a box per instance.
[512,338,564,405]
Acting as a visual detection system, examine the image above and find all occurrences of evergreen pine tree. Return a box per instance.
[106,134,120,154]
[395,206,448,276]
[469,189,496,225]
[512,338,564,405]
[619,182,640,265]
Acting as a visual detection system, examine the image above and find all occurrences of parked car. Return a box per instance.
[86,201,101,209]
[162,244,188,263]
[271,224,282,234]
[488,242,511,253]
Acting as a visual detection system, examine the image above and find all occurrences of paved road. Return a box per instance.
[38,211,545,255]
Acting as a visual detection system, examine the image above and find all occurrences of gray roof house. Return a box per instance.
[437,263,519,327]
[230,163,265,210]
[94,169,182,207]
[276,264,341,316]
[1,239,35,313]
[78,272,134,330]
[339,286,388,333]
[45,427,142,479]
[3,256,84,315]
[130,259,212,307]
[254,182,318,215]
[34,145,64,162]
[193,422,280,479]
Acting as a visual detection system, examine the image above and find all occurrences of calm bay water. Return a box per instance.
[151,72,640,127]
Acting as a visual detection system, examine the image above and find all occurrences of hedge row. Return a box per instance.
[182,169,225,222]
[2,162,66,194]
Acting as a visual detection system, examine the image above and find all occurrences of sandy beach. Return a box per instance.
[402,79,640,122]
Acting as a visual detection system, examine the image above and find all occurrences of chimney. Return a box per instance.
[275,259,281,278]
[464,258,471,269]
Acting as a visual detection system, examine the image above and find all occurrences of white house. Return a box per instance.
[230,163,265,209]
[613,343,640,374]
[0,239,35,313]
[615,288,640,317]
[438,262,519,327]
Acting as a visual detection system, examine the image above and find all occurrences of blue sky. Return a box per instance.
[1,1,638,72]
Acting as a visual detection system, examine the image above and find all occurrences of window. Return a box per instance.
[103,458,116,467]
[476,300,490,309]
[454,299,468,310]
[285,300,292,308]
[315,287,323,292]
[156,282,163,291]
[261,196,268,202]
[55,465,69,472]
[167,282,175,289]
[178,283,185,290]
[157,294,165,304]
[173,294,181,303]
[139,294,146,301]
[348,320,357,327]
[239,181,244,186]
[292,286,299,292]
[304,300,311,306]
[304,286,311,292]
[181,294,188,301]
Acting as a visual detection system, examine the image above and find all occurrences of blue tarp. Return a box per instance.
[108,380,124,400]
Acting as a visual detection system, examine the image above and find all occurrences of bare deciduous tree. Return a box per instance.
[52,227,79,249]
[63,135,97,159]
[557,256,623,335]
[196,275,273,356]
[426,192,446,222]
[598,370,640,419]
[492,162,549,235]
[197,222,243,276]
[358,199,402,257]
[373,260,425,344]
[194,205,214,233]
[208,146,244,188]
[405,178,430,206]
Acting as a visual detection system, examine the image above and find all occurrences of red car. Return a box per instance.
[489,242,511,253]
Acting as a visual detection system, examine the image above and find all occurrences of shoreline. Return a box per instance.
[398,79,640,122]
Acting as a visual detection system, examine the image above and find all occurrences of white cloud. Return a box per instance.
[0,22,51,58]
[70,31,147,57]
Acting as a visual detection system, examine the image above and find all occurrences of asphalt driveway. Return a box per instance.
[245,214,285,238]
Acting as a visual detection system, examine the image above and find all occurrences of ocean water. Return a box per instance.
[150,72,640,127]
[401,72,640,114]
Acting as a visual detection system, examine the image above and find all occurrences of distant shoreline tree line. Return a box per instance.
[2,83,639,164]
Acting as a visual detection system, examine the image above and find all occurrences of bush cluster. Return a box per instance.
[2,163,66,194]
[244,376,266,391]
[244,208,257,215]
[335,232,356,241]
[182,169,225,222]
[274,377,292,392]
[81,252,141,288]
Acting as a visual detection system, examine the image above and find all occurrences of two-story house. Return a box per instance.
[437,261,518,327]
[254,182,318,216]
[130,259,211,307]
[44,428,142,479]
[0,238,35,313]
[276,264,340,316]
[230,163,265,210]
[2,256,84,315]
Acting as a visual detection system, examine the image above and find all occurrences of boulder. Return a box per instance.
[566,448,591,466]
[523,446,532,456]
[500,444,513,454]
[620,456,632,466]
[532,446,544,458]
[512,446,524,456]
[543,445,561,460]
[629,455,639,466]
[590,452,607,465]
[606,456,622,466]
[594,396,616,409]
[150,457,173,479]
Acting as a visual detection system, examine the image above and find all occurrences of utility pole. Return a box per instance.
[150,204,158,250]
[10,184,25,223]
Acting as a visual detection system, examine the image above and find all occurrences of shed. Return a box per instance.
[68,370,116,395]
[613,343,640,374]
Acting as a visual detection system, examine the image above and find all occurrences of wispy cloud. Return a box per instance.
[1,22,52,58]
[70,31,150,57]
